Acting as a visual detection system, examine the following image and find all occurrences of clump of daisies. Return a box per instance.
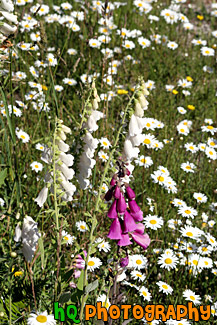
[77,81,104,189]
[151,165,177,193]
[35,118,76,207]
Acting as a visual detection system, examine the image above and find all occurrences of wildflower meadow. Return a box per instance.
[0,0,217,324]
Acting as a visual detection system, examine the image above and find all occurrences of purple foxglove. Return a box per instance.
[110,177,116,186]
[114,185,121,199]
[134,222,145,234]
[123,210,137,233]
[131,231,150,250]
[117,192,127,214]
[108,200,118,219]
[105,188,113,201]
[107,218,122,240]
[120,256,129,267]
[117,233,132,247]
[129,199,140,213]
[126,186,136,200]
[131,210,143,221]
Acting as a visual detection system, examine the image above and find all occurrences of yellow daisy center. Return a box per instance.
[150,220,157,225]
[36,315,47,323]
[190,296,195,301]
[80,225,85,230]
[162,284,168,289]
[136,259,142,265]
[157,176,164,182]
[165,258,172,264]
[185,210,191,214]
[186,232,193,237]
[88,261,95,266]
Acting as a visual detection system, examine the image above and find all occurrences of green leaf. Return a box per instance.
[63,268,75,282]
[59,292,71,303]
[0,168,7,187]
[85,279,98,295]
[38,236,45,269]
[77,270,84,291]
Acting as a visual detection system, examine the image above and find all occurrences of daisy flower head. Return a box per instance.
[180,162,196,173]
[62,230,74,245]
[122,40,135,50]
[156,281,173,295]
[193,192,207,203]
[177,106,187,114]
[201,46,215,56]
[54,85,64,92]
[97,294,110,309]
[87,256,102,272]
[138,37,151,49]
[158,252,178,270]
[47,53,57,66]
[184,142,198,153]
[67,48,77,55]
[151,170,168,185]
[99,137,111,149]
[143,214,164,230]
[205,147,217,160]
[129,254,148,270]
[89,38,101,48]
[208,138,217,148]
[27,310,56,324]
[130,270,146,282]
[95,238,111,252]
[139,286,152,301]
[178,206,197,219]
[183,289,201,305]
[30,161,43,173]
[141,133,156,148]
[172,198,186,207]
[16,129,30,143]
[76,221,88,232]
[62,78,77,86]
[98,150,108,162]
[135,155,153,168]
[177,124,189,136]
[167,41,178,50]
[179,225,203,240]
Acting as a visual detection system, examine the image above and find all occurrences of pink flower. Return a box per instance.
[123,210,137,233]
[118,223,150,250]
[107,218,123,240]
[108,200,118,219]
[126,186,136,200]
[117,193,127,213]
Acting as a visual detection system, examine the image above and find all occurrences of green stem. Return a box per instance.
[53,117,61,299]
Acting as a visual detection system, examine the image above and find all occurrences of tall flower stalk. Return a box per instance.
[79,79,142,321]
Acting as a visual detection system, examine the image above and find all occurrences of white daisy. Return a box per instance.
[143,214,163,230]
[87,256,102,271]
[27,310,56,325]
[156,281,173,295]
[30,161,43,173]
[76,221,88,232]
